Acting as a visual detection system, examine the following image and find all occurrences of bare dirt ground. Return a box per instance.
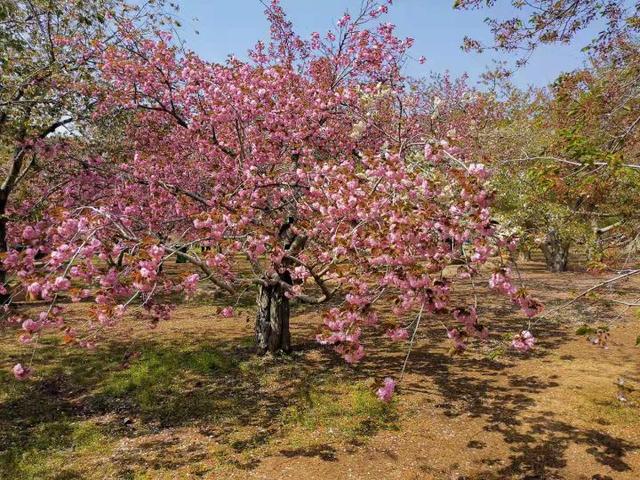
[1,259,639,479]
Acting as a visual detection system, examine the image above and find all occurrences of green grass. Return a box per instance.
[0,420,114,480]
[283,381,398,440]
[101,347,235,396]
[0,334,392,479]
[0,341,243,479]
[95,346,237,424]
[0,303,400,480]
[575,324,609,336]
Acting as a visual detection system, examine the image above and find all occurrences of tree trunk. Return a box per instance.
[0,191,8,303]
[587,224,604,264]
[255,273,291,355]
[541,229,569,273]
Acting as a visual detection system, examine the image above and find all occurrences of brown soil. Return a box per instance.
[2,260,640,479]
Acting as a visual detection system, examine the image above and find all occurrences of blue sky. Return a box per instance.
[173,1,600,88]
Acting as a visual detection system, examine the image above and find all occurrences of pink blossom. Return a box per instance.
[27,282,42,298]
[345,293,370,306]
[22,319,41,334]
[447,328,467,351]
[468,163,489,179]
[182,273,199,295]
[220,306,234,318]
[54,276,71,291]
[193,217,212,229]
[292,266,310,282]
[447,327,460,340]
[343,344,365,364]
[489,269,517,296]
[95,294,109,304]
[148,245,164,261]
[385,327,409,341]
[337,13,351,28]
[512,330,535,352]
[376,377,396,402]
[97,312,113,326]
[100,269,119,288]
[470,245,491,263]
[516,295,544,318]
[79,340,96,350]
[453,307,477,326]
[22,226,38,241]
[12,363,32,380]
[139,267,154,279]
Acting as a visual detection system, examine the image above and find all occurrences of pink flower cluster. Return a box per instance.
[489,268,543,318]
[13,363,32,380]
[512,330,536,352]
[376,377,396,402]
[385,327,409,342]
[451,306,489,345]
[489,268,518,296]
[447,327,467,352]
[182,273,200,297]
[316,307,373,364]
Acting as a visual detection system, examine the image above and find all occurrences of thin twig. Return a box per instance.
[400,302,425,382]
[534,269,640,323]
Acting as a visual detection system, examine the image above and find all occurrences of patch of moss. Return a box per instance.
[97,346,236,422]
[282,381,398,440]
[0,420,113,480]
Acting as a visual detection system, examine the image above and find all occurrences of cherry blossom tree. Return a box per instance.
[5,0,542,393]
[0,0,178,302]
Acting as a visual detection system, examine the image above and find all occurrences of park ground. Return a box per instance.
[1,257,640,480]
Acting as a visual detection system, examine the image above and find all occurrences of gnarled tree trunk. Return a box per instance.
[253,218,310,354]
[541,229,569,272]
[255,272,291,355]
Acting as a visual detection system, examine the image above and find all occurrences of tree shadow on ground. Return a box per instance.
[0,326,385,478]
[1,261,638,479]
[385,316,639,479]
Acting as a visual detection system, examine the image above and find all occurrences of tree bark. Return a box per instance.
[587,220,604,264]
[255,273,291,355]
[0,140,31,303]
[0,190,9,303]
[541,229,569,272]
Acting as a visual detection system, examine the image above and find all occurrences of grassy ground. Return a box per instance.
[1,259,639,479]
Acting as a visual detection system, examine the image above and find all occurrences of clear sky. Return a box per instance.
[172,0,600,88]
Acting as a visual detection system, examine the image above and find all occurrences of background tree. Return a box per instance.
[0,0,175,299]
[482,39,640,271]
[454,0,640,65]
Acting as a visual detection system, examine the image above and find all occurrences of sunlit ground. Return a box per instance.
[1,257,639,479]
